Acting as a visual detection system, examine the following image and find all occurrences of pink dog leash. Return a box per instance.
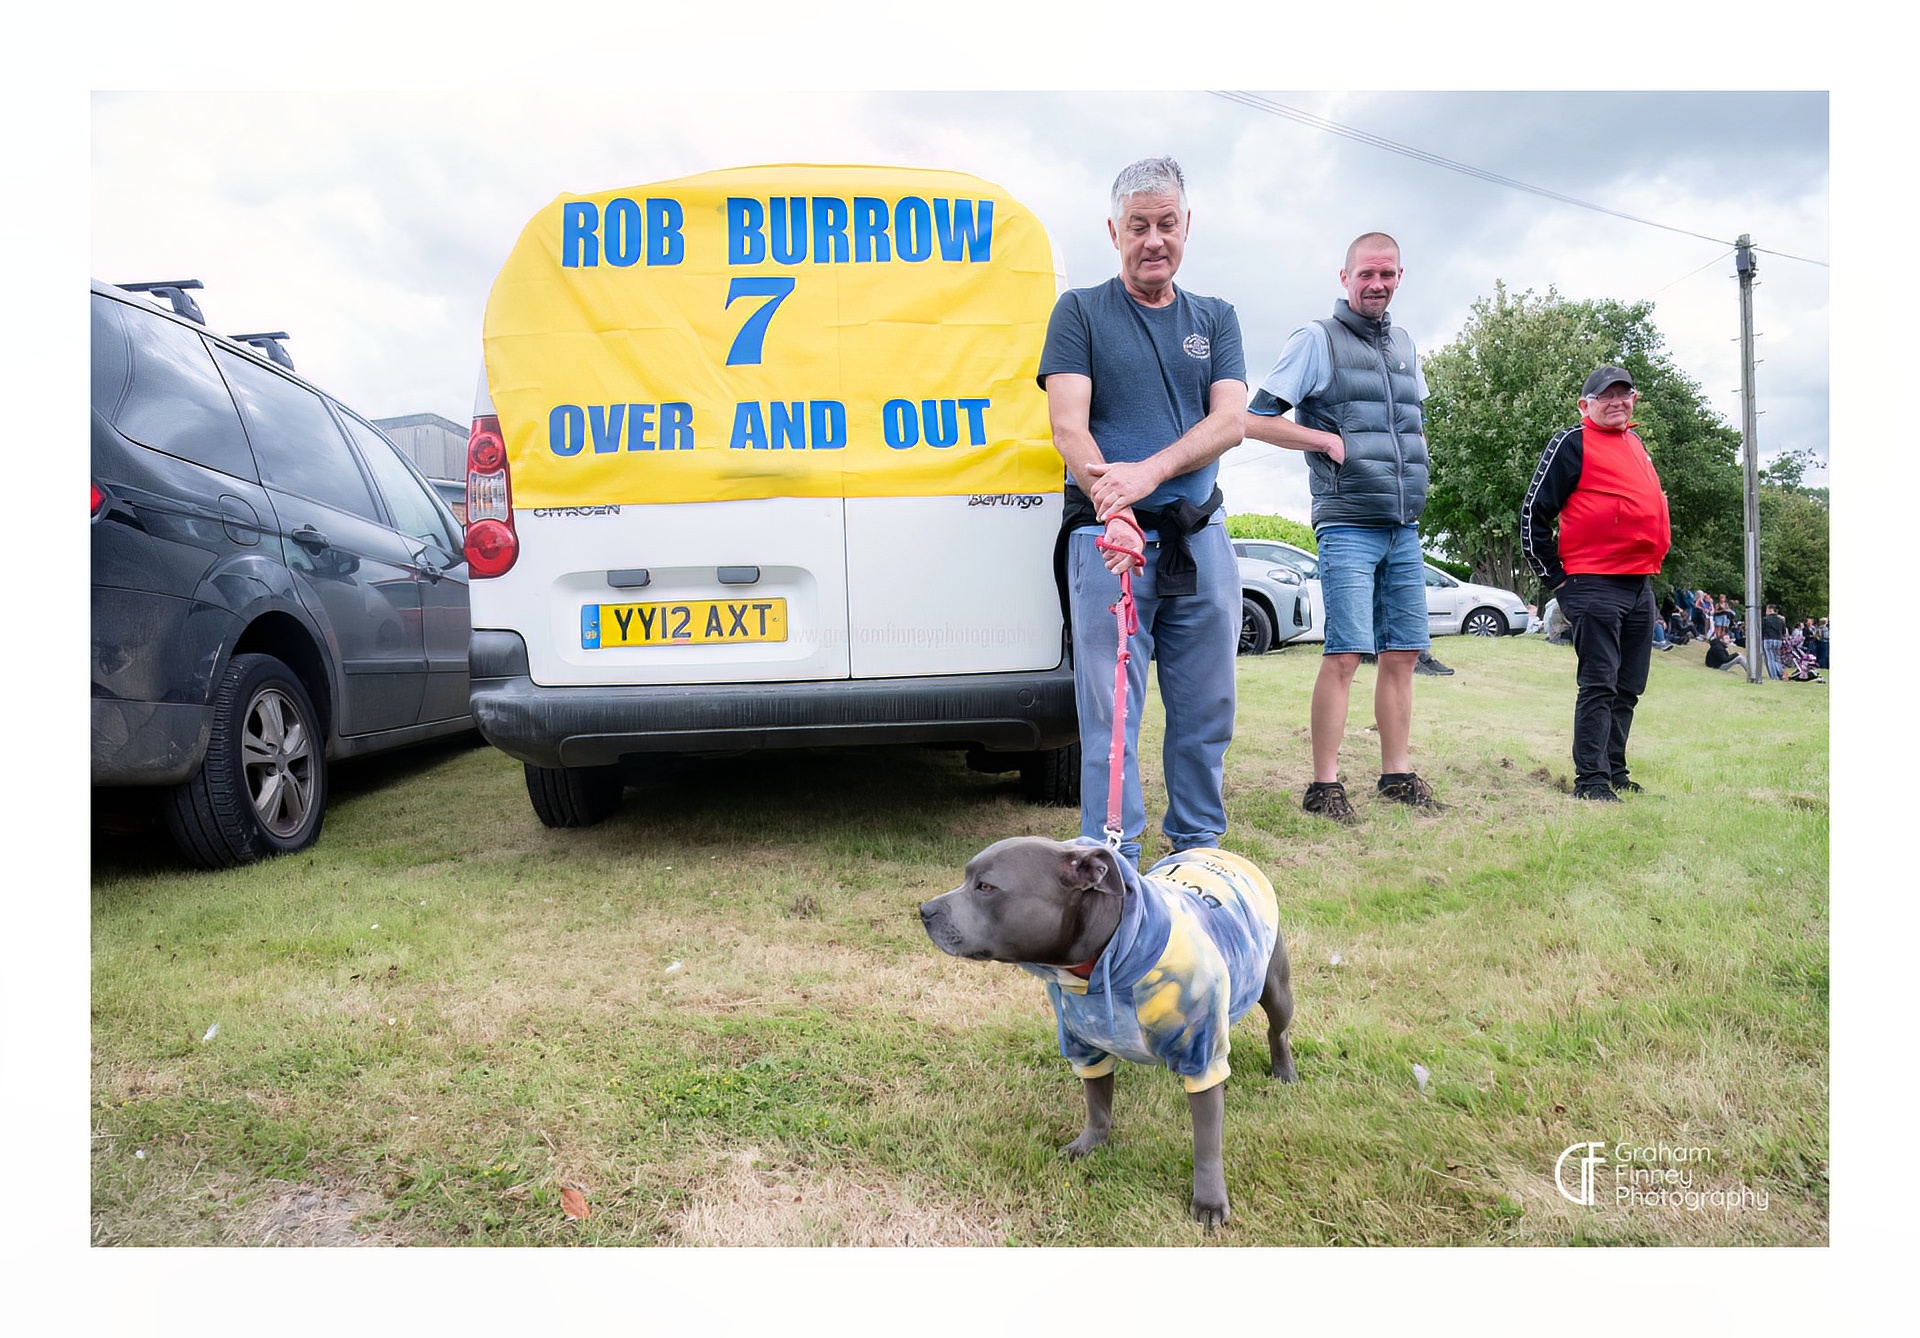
[1093,515,1145,852]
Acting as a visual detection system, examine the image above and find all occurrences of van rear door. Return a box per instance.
[478,164,1064,689]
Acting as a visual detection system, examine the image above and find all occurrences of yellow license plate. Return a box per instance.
[583,597,788,649]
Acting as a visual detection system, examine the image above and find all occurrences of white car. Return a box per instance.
[1422,564,1532,638]
[1229,539,1530,643]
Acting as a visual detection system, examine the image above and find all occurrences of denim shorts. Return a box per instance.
[1316,522,1431,655]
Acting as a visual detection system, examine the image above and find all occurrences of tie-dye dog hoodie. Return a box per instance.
[1020,844,1280,1093]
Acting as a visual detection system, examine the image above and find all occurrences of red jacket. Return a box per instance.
[1520,417,1672,587]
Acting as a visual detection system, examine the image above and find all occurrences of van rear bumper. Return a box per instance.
[468,632,1078,768]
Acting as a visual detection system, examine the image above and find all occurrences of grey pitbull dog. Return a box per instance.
[919,836,1296,1227]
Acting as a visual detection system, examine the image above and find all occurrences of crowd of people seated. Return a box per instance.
[1536,585,1827,683]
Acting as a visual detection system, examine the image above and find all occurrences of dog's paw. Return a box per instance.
[1062,1130,1108,1161]
[1190,1194,1230,1229]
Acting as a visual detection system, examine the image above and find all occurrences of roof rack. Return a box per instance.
[116,280,206,325]
[231,331,295,370]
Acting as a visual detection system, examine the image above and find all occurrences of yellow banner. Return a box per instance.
[482,164,1064,506]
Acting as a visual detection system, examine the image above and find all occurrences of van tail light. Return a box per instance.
[91,481,107,519]
[464,414,518,577]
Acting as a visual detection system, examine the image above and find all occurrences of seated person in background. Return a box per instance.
[1704,630,1746,673]
[1542,596,1571,645]
[1652,617,1673,650]
[1779,628,1825,682]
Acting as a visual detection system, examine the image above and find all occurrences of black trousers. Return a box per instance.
[1559,574,1655,791]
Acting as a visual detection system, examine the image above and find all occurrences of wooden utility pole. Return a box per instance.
[1736,235,1764,684]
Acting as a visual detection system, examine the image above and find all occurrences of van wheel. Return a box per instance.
[165,653,327,868]
[1020,742,1081,807]
[525,762,624,828]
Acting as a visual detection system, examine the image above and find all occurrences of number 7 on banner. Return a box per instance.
[724,276,796,366]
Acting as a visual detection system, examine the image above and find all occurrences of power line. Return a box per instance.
[1639,248,1736,303]
[1211,91,1829,268]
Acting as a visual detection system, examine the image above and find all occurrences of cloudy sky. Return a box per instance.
[89,88,1828,523]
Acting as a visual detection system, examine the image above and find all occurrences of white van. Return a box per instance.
[465,164,1078,826]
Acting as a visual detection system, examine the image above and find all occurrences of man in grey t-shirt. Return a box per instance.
[1037,157,1247,863]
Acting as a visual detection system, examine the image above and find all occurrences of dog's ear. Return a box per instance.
[1061,845,1125,898]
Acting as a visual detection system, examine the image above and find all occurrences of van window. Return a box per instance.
[105,296,258,480]
[216,347,381,522]
[342,412,462,558]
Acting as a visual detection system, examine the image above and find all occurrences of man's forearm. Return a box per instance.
[1243,411,1340,455]
[1153,402,1249,479]
[1051,421,1108,494]
[1087,391,1248,510]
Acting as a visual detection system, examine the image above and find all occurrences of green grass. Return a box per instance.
[90,633,1827,1246]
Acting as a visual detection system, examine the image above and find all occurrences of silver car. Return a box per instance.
[1231,538,1530,644]
[1235,553,1309,654]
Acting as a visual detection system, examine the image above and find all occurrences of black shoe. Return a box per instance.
[1415,650,1455,676]
[1302,780,1359,825]
[1377,771,1446,811]
[1573,785,1621,802]
[1611,779,1644,795]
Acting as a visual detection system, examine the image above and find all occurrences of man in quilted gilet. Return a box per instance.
[1243,233,1443,823]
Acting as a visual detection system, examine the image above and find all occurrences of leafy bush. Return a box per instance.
[1226,513,1317,550]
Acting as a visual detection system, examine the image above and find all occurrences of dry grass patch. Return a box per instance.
[241,1180,407,1246]
[667,1146,1010,1246]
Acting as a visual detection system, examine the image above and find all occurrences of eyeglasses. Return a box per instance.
[1587,388,1636,403]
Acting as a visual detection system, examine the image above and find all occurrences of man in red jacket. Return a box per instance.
[1520,365,1673,802]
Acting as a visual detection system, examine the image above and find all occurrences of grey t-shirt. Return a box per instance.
[1037,276,1245,510]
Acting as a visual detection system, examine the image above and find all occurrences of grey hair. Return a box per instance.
[1109,157,1187,225]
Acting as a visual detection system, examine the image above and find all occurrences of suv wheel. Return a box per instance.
[165,654,326,868]
[1239,597,1274,655]
[1019,742,1081,807]
[1463,607,1507,637]
[525,762,624,827]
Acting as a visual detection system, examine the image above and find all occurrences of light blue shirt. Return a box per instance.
[1251,320,1430,415]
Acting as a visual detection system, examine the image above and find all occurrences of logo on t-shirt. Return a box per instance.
[1182,333,1211,359]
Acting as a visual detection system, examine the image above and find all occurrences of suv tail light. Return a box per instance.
[92,481,107,519]
[464,414,517,578]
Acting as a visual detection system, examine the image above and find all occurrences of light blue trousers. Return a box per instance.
[1067,522,1237,860]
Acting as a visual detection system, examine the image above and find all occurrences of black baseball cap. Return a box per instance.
[1581,365,1635,397]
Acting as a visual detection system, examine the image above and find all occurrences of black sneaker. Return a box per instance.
[1573,785,1621,802]
[1302,780,1359,825]
[1611,779,1645,795]
[1377,771,1446,811]
[1414,650,1455,676]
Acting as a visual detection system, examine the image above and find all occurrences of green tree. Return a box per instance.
[1758,481,1830,621]
[1421,284,1744,602]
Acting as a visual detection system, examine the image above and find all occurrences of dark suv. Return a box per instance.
[91,279,472,867]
